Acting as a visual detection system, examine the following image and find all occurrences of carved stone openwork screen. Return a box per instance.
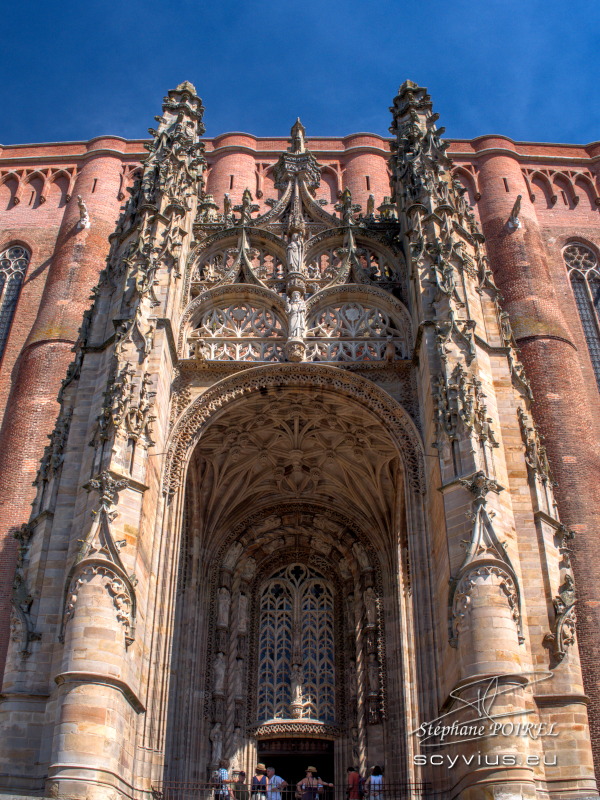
[306,302,409,361]
[257,564,335,724]
[190,302,286,361]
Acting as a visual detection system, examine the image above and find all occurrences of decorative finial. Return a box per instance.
[176,80,197,95]
[290,118,306,154]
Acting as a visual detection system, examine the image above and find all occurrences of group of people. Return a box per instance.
[214,761,384,800]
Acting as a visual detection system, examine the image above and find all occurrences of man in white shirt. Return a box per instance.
[266,766,287,800]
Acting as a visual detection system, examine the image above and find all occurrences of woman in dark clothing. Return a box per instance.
[251,764,268,800]
[296,767,322,800]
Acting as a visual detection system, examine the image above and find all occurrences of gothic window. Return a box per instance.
[563,244,600,389]
[257,564,335,724]
[0,245,30,360]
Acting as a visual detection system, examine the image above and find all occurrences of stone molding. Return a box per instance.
[54,671,145,713]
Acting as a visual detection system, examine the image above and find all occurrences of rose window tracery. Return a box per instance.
[257,563,335,724]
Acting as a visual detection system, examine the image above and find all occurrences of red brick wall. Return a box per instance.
[0,138,130,669]
[1,133,599,764]
[470,137,600,768]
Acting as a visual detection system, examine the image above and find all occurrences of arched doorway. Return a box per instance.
[164,376,425,787]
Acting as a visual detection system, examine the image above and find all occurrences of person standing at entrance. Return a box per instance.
[296,767,321,800]
[252,764,268,800]
[365,766,383,800]
[266,766,287,800]
[346,767,360,800]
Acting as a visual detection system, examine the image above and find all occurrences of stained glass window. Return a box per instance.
[257,564,335,723]
[563,244,600,390]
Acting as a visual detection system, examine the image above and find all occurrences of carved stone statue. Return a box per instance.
[351,726,359,764]
[307,262,320,280]
[384,337,396,362]
[233,658,243,698]
[367,653,379,692]
[223,193,232,221]
[286,291,306,340]
[231,727,243,771]
[210,721,223,765]
[286,233,304,273]
[364,587,377,627]
[217,586,231,627]
[213,652,226,693]
[192,338,209,361]
[77,195,90,229]
[348,659,357,697]
[291,664,303,703]
[238,593,248,634]
[290,663,304,718]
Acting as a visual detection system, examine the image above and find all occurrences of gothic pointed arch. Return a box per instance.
[163,363,426,496]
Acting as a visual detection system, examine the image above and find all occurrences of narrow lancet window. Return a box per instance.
[0,245,30,360]
[563,244,600,389]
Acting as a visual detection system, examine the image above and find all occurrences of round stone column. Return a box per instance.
[47,564,138,800]
[475,136,600,771]
[0,138,126,674]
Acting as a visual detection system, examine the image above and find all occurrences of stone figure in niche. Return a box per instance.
[364,587,378,627]
[286,291,307,340]
[231,727,243,771]
[291,664,303,704]
[77,195,90,229]
[286,233,304,273]
[213,652,226,693]
[348,659,357,697]
[307,262,320,280]
[351,726,359,764]
[238,593,248,634]
[217,586,231,627]
[210,721,223,765]
[384,337,396,362]
[367,654,379,692]
[241,557,256,581]
[233,658,244,698]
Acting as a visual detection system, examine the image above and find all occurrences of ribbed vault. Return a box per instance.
[185,387,402,544]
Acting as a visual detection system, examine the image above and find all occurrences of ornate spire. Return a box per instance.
[273,119,321,191]
[290,118,306,153]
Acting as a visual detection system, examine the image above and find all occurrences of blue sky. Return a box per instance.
[1,0,598,145]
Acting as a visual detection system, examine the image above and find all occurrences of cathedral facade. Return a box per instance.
[0,82,599,799]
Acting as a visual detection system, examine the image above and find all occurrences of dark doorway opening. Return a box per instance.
[257,738,335,789]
